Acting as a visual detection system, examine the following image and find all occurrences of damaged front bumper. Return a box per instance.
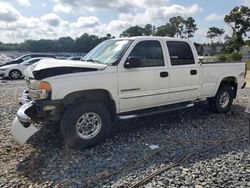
[19,89,31,104]
[11,101,39,144]
[11,99,61,145]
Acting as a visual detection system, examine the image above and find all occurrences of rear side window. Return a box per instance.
[21,55,31,62]
[166,41,195,66]
[27,59,40,65]
[129,41,164,67]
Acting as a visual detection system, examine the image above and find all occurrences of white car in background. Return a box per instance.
[0,57,51,79]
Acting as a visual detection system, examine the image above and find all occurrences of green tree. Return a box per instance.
[184,17,198,38]
[74,33,105,53]
[0,42,19,51]
[74,33,99,53]
[23,39,57,52]
[143,24,156,36]
[206,27,225,43]
[120,25,145,37]
[224,6,250,51]
[155,23,175,37]
[169,16,185,38]
[56,37,75,52]
[0,33,111,53]
[120,24,157,37]
[155,16,197,38]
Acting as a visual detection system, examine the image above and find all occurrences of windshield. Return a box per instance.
[12,55,29,61]
[82,40,132,65]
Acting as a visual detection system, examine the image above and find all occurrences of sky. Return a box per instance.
[0,0,249,44]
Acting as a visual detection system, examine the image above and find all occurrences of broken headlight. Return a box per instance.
[29,80,51,100]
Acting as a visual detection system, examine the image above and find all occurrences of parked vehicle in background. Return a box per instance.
[67,56,82,61]
[0,57,53,79]
[0,53,56,67]
[11,36,247,149]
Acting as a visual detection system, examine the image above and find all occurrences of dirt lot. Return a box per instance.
[247,71,250,87]
[0,76,250,188]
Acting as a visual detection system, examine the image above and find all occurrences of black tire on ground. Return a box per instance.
[9,70,22,79]
[60,101,112,149]
[208,85,234,113]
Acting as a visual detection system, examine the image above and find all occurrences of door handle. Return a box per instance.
[190,70,197,75]
[160,71,168,77]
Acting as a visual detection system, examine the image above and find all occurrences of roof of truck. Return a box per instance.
[114,36,192,42]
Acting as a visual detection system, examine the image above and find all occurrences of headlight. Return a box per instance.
[29,80,51,91]
[0,69,7,71]
[29,80,51,100]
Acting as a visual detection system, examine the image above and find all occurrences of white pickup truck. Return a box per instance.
[11,36,247,149]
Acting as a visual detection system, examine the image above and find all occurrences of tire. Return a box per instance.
[208,85,233,113]
[60,101,112,149]
[9,70,22,79]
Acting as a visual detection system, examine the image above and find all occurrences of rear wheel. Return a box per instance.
[9,70,22,79]
[208,85,233,113]
[60,101,112,149]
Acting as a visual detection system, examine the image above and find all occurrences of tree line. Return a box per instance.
[0,33,114,53]
[0,6,249,55]
[120,16,197,38]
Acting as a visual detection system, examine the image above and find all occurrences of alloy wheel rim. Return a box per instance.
[76,112,102,139]
[11,71,20,79]
[219,91,230,108]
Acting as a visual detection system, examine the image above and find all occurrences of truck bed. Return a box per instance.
[200,62,246,98]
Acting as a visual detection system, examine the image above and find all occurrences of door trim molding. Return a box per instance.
[121,88,140,92]
[120,88,198,99]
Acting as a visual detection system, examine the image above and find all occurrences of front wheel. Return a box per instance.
[9,70,22,79]
[60,102,112,149]
[208,85,233,113]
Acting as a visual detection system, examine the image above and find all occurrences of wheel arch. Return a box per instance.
[60,89,117,120]
[215,76,238,98]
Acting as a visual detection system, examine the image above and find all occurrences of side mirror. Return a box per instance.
[124,56,142,68]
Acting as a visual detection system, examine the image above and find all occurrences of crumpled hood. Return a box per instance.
[25,59,108,79]
[33,59,107,71]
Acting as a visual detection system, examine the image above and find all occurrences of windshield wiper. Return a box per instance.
[85,59,101,64]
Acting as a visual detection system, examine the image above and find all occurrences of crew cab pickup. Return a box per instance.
[11,36,247,149]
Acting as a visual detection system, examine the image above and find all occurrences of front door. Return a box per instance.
[118,40,170,113]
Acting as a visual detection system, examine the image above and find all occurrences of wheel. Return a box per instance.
[9,70,22,79]
[60,101,112,149]
[208,85,233,113]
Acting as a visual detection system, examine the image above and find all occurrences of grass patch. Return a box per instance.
[217,52,242,61]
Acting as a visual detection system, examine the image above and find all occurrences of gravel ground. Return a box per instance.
[0,78,250,188]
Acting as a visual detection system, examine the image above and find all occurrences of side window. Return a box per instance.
[166,41,195,66]
[27,59,40,65]
[129,41,164,67]
[21,56,31,62]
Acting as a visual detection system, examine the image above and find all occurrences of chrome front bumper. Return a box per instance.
[11,101,39,144]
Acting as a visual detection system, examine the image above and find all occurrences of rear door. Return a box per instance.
[166,40,200,103]
[118,40,170,112]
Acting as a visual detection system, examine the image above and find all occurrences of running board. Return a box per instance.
[117,102,194,120]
